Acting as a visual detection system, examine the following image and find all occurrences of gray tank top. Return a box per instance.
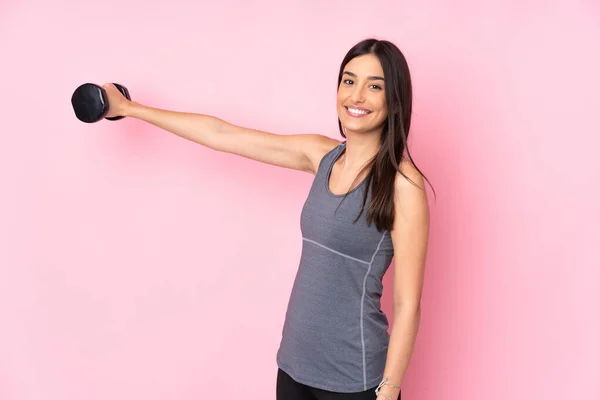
[276,141,395,392]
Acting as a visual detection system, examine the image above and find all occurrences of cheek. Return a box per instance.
[380,104,388,116]
[336,89,347,104]
[379,101,388,118]
[375,101,388,122]
[374,99,387,115]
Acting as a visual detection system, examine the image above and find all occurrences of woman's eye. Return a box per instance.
[370,85,382,90]
[344,79,354,85]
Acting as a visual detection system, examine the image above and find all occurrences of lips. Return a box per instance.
[345,106,372,118]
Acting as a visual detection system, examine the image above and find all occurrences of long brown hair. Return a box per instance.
[337,38,435,232]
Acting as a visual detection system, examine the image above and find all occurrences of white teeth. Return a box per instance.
[348,108,369,115]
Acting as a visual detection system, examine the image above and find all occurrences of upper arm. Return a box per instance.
[389,161,431,310]
[214,122,341,174]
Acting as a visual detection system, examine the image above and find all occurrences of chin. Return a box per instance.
[344,126,376,136]
[341,120,384,135]
[339,113,385,134]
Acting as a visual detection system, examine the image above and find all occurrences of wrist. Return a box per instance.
[375,376,401,400]
[376,387,401,399]
[125,101,144,118]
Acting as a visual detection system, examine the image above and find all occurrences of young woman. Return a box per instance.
[101,38,431,400]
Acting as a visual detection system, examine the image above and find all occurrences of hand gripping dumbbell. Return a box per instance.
[71,83,131,123]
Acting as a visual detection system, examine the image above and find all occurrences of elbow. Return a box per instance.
[393,301,421,317]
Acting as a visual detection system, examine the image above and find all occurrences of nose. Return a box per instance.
[350,84,366,103]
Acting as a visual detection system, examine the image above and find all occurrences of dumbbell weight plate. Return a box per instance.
[71,83,108,123]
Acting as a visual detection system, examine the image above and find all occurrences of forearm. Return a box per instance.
[377,306,421,400]
[125,101,226,149]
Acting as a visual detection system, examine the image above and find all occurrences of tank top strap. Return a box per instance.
[315,141,346,180]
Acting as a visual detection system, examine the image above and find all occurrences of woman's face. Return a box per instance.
[337,54,388,136]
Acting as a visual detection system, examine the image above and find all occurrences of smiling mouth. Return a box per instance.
[345,106,372,117]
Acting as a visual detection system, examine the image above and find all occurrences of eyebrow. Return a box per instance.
[343,71,385,81]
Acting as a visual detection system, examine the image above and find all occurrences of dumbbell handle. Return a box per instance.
[106,83,131,121]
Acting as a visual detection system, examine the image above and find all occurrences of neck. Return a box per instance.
[339,131,381,171]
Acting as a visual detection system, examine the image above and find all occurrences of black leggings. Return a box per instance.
[276,368,401,400]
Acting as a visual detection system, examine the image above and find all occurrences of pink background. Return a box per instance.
[1,1,599,399]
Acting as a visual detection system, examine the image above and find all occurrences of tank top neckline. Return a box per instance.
[325,142,368,198]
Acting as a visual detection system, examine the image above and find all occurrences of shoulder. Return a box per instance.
[304,135,343,174]
[392,158,429,227]
[394,158,425,191]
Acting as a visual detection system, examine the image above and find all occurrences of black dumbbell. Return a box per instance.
[71,83,131,123]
